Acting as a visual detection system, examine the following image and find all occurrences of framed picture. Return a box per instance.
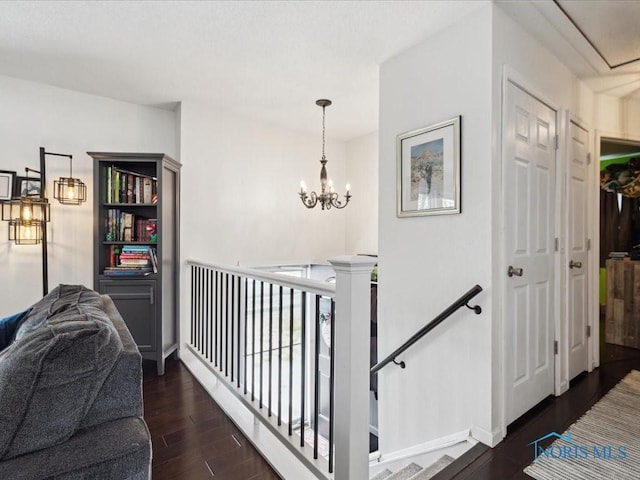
[397,116,461,217]
[14,176,42,197]
[0,170,16,201]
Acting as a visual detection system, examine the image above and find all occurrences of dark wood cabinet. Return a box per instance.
[606,258,640,349]
[99,279,157,351]
[90,152,181,375]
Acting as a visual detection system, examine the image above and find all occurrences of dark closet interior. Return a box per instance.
[600,138,640,359]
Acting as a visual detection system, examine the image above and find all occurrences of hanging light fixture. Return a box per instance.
[54,154,87,205]
[8,219,43,245]
[1,168,51,228]
[299,99,351,210]
[2,147,85,294]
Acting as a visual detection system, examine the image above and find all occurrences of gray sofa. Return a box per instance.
[0,285,151,480]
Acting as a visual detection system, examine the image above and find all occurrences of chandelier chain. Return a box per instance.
[322,105,326,159]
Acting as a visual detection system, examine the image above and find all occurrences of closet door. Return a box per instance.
[567,120,590,381]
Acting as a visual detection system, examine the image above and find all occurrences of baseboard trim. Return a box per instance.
[471,424,503,447]
[371,429,472,467]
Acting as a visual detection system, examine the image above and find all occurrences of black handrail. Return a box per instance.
[370,284,482,375]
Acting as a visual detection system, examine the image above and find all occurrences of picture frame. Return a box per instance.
[0,170,16,201]
[14,176,42,197]
[397,116,461,217]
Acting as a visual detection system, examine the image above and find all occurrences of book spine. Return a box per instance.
[115,171,120,203]
[149,247,158,273]
[127,174,134,203]
[106,166,112,203]
[143,178,152,204]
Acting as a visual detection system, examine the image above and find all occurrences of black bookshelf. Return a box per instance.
[91,152,181,375]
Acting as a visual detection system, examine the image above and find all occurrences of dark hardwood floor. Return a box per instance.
[143,358,282,480]
[436,339,640,480]
[144,327,640,480]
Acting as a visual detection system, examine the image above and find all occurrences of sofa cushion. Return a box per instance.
[13,285,103,342]
[0,309,31,351]
[0,308,123,460]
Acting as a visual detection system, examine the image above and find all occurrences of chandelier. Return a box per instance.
[299,99,351,210]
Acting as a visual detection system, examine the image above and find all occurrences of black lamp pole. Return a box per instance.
[39,147,48,296]
[39,147,76,296]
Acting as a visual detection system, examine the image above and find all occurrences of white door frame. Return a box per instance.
[592,130,640,369]
[499,66,564,439]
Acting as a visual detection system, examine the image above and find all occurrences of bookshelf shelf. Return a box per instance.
[103,241,158,245]
[91,151,181,375]
[103,203,157,207]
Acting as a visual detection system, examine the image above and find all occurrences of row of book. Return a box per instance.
[104,245,158,276]
[105,209,157,243]
[105,165,158,204]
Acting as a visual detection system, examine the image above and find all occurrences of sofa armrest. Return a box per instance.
[0,417,150,480]
[80,295,143,429]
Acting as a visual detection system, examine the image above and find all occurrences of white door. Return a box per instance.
[568,121,590,380]
[504,81,556,425]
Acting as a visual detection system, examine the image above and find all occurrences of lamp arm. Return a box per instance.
[329,192,352,210]
[300,190,318,209]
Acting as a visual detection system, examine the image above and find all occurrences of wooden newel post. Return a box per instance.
[329,255,377,480]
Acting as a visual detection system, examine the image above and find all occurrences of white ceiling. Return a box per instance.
[556,0,640,69]
[0,0,488,140]
[499,0,640,101]
[1,0,639,141]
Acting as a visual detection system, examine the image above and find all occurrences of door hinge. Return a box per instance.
[554,135,559,151]
[555,238,559,252]
[554,340,558,355]
[587,325,591,338]
[587,152,592,165]
[587,238,591,251]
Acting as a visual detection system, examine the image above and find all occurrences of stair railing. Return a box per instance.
[185,256,376,480]
[370,284,482,375]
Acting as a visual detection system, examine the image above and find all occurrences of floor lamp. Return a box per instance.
[2,147,87,296]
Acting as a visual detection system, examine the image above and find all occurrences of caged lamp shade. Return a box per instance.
[1,196,50,223]
[54,176,87,205]
[8,219,43,245]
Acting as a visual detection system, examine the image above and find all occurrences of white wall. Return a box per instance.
[179,101,349,268]
[346,131,378,255]
[0,74,177,315]
[593,94,640,136]
[625,99,640,135]
[378,5,493,453]
[594,95,625,134]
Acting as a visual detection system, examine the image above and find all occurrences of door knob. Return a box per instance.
[569,260,582,269]
[508,266,523,277]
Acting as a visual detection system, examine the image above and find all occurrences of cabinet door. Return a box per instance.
[99,280,157,351]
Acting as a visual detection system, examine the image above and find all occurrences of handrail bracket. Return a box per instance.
[392,358,406,369]
[465,301,482,314]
